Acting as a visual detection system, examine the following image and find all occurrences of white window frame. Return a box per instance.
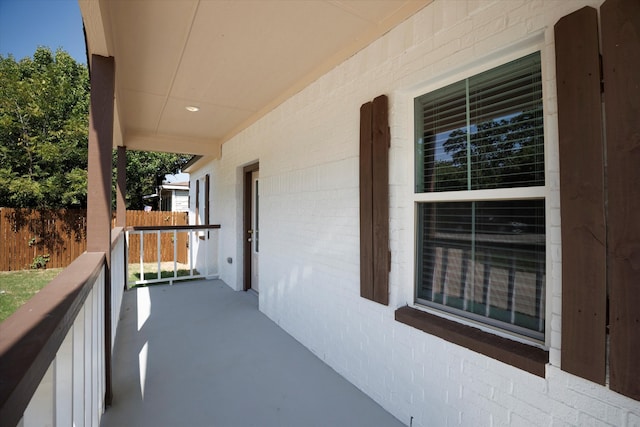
[407,42,552,349]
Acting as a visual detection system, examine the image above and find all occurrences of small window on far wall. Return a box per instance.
[414,52,546,342]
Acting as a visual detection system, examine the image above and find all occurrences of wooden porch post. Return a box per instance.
[87,54,115,406]
[116,146,127,227]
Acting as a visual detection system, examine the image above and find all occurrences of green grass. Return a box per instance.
[0,263,200,322]
[0,268,63,323]
[127,262,199,288]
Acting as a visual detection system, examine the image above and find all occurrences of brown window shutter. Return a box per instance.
[204,174,210,225]
[195,179,200,225]
[601,0,640,401]
[555,6,607,385]
[360,95,390,305]
[360,101,374,300]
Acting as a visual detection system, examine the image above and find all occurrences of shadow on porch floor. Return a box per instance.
[101,279,404,427]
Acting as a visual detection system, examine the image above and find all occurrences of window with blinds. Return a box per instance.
[413,52,546,341]
[415,52,544,193]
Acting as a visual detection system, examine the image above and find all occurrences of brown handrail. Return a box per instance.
[127,224,221,231]
[0,252,106,427]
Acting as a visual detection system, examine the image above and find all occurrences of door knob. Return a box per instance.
[248,238,252,242]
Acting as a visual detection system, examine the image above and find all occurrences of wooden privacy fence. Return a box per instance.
[125,211,189,265]
[0,208,188,271]
[0,208,86,271]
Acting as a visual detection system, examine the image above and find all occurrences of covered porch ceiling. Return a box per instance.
[79,0,432,159]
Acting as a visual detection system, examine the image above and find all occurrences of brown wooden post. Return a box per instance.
[87,54,115,405]
[116,146,127,227]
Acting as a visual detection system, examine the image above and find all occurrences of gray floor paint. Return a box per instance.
[101,280,405,427]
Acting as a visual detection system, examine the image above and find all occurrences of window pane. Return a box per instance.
[415,81,468,192]
[416,199,545,340]
[415,52,544,193]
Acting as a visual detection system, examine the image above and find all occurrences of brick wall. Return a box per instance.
[196,1,640,425]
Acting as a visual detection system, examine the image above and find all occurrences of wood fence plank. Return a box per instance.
[601,0,640,401]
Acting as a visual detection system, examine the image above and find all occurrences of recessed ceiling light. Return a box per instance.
[185,106,200,112]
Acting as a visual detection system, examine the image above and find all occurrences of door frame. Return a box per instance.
[243,162,259,291]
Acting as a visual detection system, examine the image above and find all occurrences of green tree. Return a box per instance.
[0,47,90,208]
[117,150,190,210]
[0,47,191,211]
[438,109,544,190]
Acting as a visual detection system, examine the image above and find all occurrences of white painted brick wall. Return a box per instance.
[196,1,640,425]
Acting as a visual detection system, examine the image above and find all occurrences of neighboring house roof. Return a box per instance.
[159,182,189,191]
[143,182,189,201]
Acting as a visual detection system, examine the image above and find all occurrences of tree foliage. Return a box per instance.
[117,150,190,210]
[432,110,544,192]
[1,47,192,210]
[0,47,89,208]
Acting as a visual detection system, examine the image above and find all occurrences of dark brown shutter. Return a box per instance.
[555,6,607,385]
[360,95,389,305]
[601,0,640,401]
[204,174,210,225]
[195,179,200,225]
[360,101,374,300]
[556,0,640,400]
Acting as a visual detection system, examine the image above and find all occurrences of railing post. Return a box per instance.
[156,230,161,282]
[140,231,145,281]
[205,228,210,278]
[22,364,54,427]
[73,306,85,426]
[173,229,178,279]
[189,230,195,275]
[55,332,73,426]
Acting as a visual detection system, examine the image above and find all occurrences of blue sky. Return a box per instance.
[0,0,86,63]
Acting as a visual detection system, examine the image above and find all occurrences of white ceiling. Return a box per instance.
[79,0,431,157]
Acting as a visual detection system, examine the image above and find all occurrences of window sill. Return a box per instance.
[394,306,548,377]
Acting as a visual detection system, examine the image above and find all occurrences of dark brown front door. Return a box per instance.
[243,162,259,291]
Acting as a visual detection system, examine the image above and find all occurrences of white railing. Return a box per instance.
[0,228,128,427]
[19,262,105,427]
[126,225,220,287]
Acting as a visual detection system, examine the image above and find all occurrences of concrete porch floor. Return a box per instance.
[101,280,405,427]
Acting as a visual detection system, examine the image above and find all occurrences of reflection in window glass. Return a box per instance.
[416,200,545,340]
[415,52,544,193]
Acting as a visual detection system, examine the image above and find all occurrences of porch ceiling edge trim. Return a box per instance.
[78,0,111,57]
[80,0,124,149]
[113,98,123,148]
[217,0,433,146]
[124,131,221,158]
[183,155,216,173]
